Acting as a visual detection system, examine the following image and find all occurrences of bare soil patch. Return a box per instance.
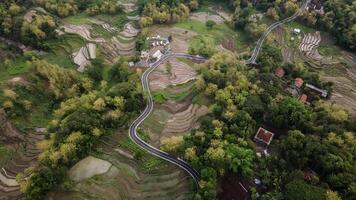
[210,6,232,22]
[149,26,197,53]
[149,58,197,91]
[162,99,191,113]
[189,12,225,24]
[160,104,209,141]
[69,156,113,182]
[60,24,105,43]
[6,77,30,86]
[0,110,44,199]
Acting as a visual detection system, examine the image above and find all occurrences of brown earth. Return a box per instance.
[0,109,44,199]
[218,174,251,200]
[159,104,209,142]
[149,58,197,91]
[149,26,197,53]
[189,12,225,24]
[320,74,356,116]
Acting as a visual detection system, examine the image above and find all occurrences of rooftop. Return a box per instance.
[299,94,308,103]
[305,83,328,98]
[254,127,274,146]
[295,78,304,88]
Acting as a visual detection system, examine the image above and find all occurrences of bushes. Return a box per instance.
[188,35,217,57]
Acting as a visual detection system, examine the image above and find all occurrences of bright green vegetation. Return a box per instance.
[176,19,249,48]
[0,145,10,166]
[0,58,28,81]
[63,13,90,25]
[0,0,355,199]
[7,58,145,200]
[42,34,86,68]
[152,81,196,103]
[162,48,356,199]
[118,136,165,172]
[189,35,217,57]
[95,13,128,29]
[141,109,171,135]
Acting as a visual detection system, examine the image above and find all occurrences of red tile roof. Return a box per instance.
[254,127,274,145]
[295,78,304,88]
[299,94,308,103]
[275,68,285,78]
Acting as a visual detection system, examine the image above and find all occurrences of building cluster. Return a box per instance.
[274,67,328,105]
[138,35,171,65]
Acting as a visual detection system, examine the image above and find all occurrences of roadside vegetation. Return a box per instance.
[0,0,355,199]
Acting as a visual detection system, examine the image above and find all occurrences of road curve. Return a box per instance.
[246,0,309,64]
[129,53,206,184]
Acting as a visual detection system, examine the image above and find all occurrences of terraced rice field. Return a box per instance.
[149,58,197,91]
[60,19,138,65]
[160,104,209,141]
[0,121,44,199]
[320,64,356,116]
[50,134,193,200]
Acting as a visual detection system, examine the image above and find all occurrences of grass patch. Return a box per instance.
[41,34,86,68]
[286,21,315,33]
[141,109,171,135]
[152,88,193,102]
[95,13,128,29]
[192,92,212,106]
[319,45,342,57]
[63,13,90,25]
[0,57,29,81]
[152,92,167,104]
[0,144,10,166]
[117,136,165,172]
[175,19,250,50]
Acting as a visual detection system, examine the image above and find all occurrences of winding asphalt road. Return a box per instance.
[246,0,309,64]
[129,0,309,184]
[128,53,206,183]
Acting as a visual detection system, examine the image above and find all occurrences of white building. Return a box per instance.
[152,50,163,60]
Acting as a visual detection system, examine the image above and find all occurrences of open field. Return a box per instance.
[175,19,250,52]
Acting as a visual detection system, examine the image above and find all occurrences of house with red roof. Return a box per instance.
[254,127,275,147]
[298,94,308,103]
[295,78,304,88]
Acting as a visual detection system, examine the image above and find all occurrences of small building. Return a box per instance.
[298,93,308,103]
[254,127,274,147]
[305,83,328,98]
[140,51,149,61]
[129,61,135,67]
[152,50,163,60]
[275,67,285,78]
[295,78,304,88]
[293,28,301,35]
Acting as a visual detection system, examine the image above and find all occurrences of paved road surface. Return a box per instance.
[128,53,206,183]
[129,0,309,184]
